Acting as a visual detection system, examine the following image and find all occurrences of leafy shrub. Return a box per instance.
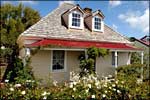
[6,57,34,84]
[79,47,109,77]
[117,64,150,99]
[1,71,149,100]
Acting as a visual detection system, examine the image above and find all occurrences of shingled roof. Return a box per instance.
[20,3,131,44]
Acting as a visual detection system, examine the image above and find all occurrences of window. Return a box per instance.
[112,52,118,66]
[52,50,65,71]
[68,11,83,29]
[72,13,81,27]
[94,17,101,30]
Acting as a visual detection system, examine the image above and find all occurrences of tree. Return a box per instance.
[1,3,41,82]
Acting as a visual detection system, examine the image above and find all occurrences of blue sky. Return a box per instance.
[2,0,149,38]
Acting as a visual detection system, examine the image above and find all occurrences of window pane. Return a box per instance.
[52,50,65,70]
[94,17,101,30]
[72,13,81,27]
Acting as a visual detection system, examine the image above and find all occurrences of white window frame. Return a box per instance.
[51,50,67,72]
[112,51,118,67]
[92,16,104,32]
[69,11,84,29]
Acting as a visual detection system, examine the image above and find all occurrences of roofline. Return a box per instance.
[68,4,85,14]
[132,38,149,46]
[26,38,143,51]
[22,35,132,44]
[92,10,105,18]
[140,35,149,40]
[104,23,132,44]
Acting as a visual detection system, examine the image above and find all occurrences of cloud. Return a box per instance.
[59,0,75,6]
[118,8,149,33]
[109,0,121,7]
[140,1,149,8]
[112,24,118,31]
[18,1,38,5]
[2,1,38,5]
[1,1,14,4]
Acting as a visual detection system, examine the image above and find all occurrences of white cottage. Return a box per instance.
[17,3,143,83]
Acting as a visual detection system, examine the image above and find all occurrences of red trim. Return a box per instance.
[27,39,142,50]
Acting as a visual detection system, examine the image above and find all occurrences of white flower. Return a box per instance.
[43,96,47,100]
[73,88,76,91]
[47,92,50,95]
[26,80,31,82]
[112,84,115,87]
[105,77,108,80]
[115,81,118,84]
[103,84,107,87]
[108,75,112,78]
[21,91,26,95]
[69,83,73,88]
[73,82,77,85]
[85,89,89,93]
[1,46,5,50]
[105,90,107,93]
[117,90,121,93]
[121,81,124,84]
[5,79,9,83]
[88,84,92,88]
[91,95,95,98]
[72,95,74,97]
[136,78,142,84]
[95,81,99,86]
[102,94,106,98]
[83,77,86,80]
[109,87,112,90]
[32,80,35,83]
[97,85,101,89]
[15,84,21,87]
[9,88,14,91]
[113,88,116,91]
[53,80,57,86]
[42,91,47,96]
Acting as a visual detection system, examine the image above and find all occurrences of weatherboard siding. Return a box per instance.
[96,52,129,77]
[31,50,83,83]
[31,50,50,84]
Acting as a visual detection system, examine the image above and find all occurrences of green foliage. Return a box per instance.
[0,48,13,57]
[79,58,95,76]
[6,58,34,83]
[87,47,109,59]
[117,64,149,99]
[131,52,141,64]
[79,47,109,77]
[117,64,143,78]
[1,3,40,82]
[0,3,40,57]
[1,71,149,99]
[131,52,148,65]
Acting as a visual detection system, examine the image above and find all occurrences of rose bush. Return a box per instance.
[1,64,149,100]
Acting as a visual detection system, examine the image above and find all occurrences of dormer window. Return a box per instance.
[68,11,84,29]
[72,13,81,27]
[62,5,84,30]
[94,17,101,30]
[92,15,103,32]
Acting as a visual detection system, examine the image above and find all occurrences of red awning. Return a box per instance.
[27,39,142,50]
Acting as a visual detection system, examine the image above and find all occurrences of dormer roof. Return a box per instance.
[68,4,85,14]
[92,10,105,19]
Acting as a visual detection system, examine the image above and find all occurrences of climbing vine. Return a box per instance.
[79,47,109,77]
